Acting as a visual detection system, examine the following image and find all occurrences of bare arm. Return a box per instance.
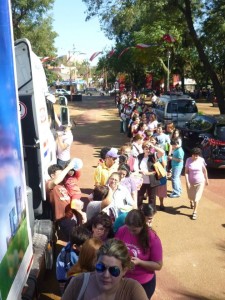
[100,188,113,210]
[131,257,163,271]
[202,164,209,185]
[47,159,76,190]
[184,166,190,188]
[149,142,165,158]
[57,134,69,151]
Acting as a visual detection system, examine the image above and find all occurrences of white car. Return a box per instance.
[55,89,71,96]
[85,88,105,96]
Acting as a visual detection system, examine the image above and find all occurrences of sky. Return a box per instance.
[52,0,114,65]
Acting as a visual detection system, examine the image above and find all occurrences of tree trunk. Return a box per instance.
[183,0,225,113]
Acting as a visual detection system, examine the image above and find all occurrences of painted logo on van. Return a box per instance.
[40,107,46,123]
[19,102,27,119]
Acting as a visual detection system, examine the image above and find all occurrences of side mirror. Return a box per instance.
[59,96,68,106]
[60,106,70,126]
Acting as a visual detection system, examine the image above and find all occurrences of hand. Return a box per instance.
[206,180,209,186]
[148,142,154,148]
[131,256,141,266]
[168,155,172,160]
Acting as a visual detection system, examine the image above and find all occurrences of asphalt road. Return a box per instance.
[39,95,225,300]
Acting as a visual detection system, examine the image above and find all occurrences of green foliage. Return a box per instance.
[12,0,57,56]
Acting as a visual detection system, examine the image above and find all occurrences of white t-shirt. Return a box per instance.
[57,130,73,161]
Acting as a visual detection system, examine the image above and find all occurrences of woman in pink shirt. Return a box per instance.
[115,209,163,299]
[185,147,209,220]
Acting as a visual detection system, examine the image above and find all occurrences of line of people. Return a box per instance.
[45,96,209,299]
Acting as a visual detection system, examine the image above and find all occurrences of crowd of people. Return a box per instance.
[45,92,209,299]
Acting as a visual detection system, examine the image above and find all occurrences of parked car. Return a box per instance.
[178,114,225,168]
[85,88,105,96]
[55,88,71,96]
[108,88,120,96]
[153,93,198,127]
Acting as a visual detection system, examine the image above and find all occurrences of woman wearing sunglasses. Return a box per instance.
[115,209,163,299]
[62,239,148,299]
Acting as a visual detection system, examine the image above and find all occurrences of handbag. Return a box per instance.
[153,161,167,179]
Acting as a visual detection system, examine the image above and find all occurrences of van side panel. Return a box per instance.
[20,95,43,215]
[15,39,56,208]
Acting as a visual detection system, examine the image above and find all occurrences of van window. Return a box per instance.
[167,100,197,114]
[155,99,165,111]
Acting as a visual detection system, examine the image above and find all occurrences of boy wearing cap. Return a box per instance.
[94,148,119,186]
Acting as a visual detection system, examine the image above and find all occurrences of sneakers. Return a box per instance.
[168,193,180,198]
[192,212,197,220]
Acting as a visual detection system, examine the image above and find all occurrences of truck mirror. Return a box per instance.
[60,106,70,126]
[59,96,67,106]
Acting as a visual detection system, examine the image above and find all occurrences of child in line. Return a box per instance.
[168,139,184,198]
[56,226,91,294]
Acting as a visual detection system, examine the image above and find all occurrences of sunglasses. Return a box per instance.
[95,262,121,277]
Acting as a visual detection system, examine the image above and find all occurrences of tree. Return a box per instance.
[11,0,57,56]
[82,0,225,113]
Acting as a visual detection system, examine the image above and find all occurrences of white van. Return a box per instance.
[153,93,198,127]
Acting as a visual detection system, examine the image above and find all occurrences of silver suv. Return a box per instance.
[85,88,105,96]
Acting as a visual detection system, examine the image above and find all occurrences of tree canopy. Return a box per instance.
[11,0,57,56]
[82,0,225,113]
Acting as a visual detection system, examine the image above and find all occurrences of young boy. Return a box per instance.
[168,139,184,198]
[56,226,91,294]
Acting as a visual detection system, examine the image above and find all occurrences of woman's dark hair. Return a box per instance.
[125,209,149,253]
[191,147,202,156]
[92,212,113,230]
[119,154,128,165]
[140,204,156,217]
[137,122,145,131]
[118,163,130,177]
[171,128,181,139]
[92,185,109,201]
[100,147,111,160]
[84,212,114,239]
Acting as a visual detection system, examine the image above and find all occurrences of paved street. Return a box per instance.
[39,96,225,299]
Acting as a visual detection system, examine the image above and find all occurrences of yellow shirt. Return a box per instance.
[94,162,118,185]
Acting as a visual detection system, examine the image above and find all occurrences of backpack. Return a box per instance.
[56,242,78,282]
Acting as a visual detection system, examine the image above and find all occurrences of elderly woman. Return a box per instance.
[62,239,148,300]
[134,141,164,208]
[118,163,138,203]
[103,172,136,220]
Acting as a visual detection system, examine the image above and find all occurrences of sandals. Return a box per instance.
[192,212,197,220]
